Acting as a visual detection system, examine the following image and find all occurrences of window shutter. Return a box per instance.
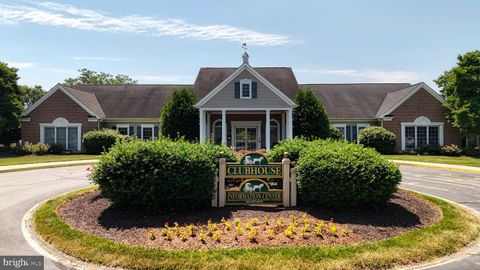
[234,82,240,98]
[112,126,116,130]
[136,126,141,138]
[252,82,257,98]
[154,126,159,139]
[129,126,134,136]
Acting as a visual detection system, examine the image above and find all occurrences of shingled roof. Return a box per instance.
[27,67,427,120]
[301,83,413,119]
[64,84,192,118]
[193,67,298,99]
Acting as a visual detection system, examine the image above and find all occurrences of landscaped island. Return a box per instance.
[30,138,480,269]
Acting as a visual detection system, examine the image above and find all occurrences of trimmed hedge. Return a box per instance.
[296,140,401,208]
[91,139,235,212]
[266,137,311,162]
[358,126,397,154]
[82,129,127,154]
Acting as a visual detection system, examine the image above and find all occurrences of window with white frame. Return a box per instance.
[40,117,81,151]
[141,124,154,140]
[240,79,252,99]
[401,116,444,150]
[116,124,130,135]
[333,123,370,142]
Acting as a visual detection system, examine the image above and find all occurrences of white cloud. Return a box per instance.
[73,56,130,61]
[296,68,424,83]
[0,2,293,46]
[5,61,36,69]
[135,74,191,83]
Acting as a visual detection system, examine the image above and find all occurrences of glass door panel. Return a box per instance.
[235,128,246,150]
[246,128,257,151]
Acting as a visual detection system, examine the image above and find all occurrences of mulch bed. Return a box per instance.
[58,190,441,250]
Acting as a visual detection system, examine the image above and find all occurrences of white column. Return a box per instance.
[265,109,271,150]
[221,109,227,145]
[287,109,293,139]
[206,112,211,141]
[199,109,205,143]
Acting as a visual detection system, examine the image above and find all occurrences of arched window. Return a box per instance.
[212,119,222,145]
[270,119,280,149]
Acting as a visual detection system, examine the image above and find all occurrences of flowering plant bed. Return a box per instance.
[58,189,440,249]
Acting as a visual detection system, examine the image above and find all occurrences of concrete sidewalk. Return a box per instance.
[391,159,480,174]
[0,159,98,173]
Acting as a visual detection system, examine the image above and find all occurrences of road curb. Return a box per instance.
[391,160,480,174]
[0,160,98,173]
[21,188,122,270]
[399,189,480,270]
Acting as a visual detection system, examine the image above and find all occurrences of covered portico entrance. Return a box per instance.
[199,108,293,150]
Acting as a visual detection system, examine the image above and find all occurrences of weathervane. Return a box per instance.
[242,42,247,53]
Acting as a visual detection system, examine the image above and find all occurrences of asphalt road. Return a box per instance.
[0,165,479,269]
[0,165,92,270]
[400,165,480,270]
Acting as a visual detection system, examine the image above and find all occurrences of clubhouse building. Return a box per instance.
[20,53,461,152]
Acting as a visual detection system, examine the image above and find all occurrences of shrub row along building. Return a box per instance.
[21,53,460,152]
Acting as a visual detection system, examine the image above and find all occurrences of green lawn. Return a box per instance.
[0,154,98,166]
[385,154,480,168]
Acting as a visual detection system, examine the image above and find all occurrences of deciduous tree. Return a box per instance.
[0,62,23,144]
[19,85,45,107]
[436,51,480,139]
[64,68,137,85]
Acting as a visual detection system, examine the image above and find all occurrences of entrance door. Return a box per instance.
[235,127,258,151]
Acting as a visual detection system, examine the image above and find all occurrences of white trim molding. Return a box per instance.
[116,124,130,135]
[239,78,252,99]
[23,84,99,118]
[195,63,297,108]
[382,83,445,117]
[400,116,444,150]
[39,117,82,151]
[231,121,262,150]
[140,124,155,139]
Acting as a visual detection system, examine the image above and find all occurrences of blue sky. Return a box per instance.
[1,0,479,91]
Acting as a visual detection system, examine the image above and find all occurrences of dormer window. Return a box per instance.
[240,79,252,99]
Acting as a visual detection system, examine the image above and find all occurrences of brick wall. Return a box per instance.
[21,89,98,148]
[382,88,461,150]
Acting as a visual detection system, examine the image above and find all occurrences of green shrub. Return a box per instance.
[48,143,63,154]
[462,146,480,157]
[266,137,311,162]
[82,129,126,154]
[418,144,442,155]
[441,144,462,156]
[92,139,233,212]
[31,143,50,155]
[9,142,26,155]
[160,87,199,141]
[293,88,331,139]
[358,126,397,154]
[296,140,401,208]
[328,125,343,140]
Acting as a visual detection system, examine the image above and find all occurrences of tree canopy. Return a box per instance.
[64,68,137,86]
[436,50,480,135]
[19,85,45,107]
[159,87,199,141]
[293,88,331,139]
[0,62,23,144]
